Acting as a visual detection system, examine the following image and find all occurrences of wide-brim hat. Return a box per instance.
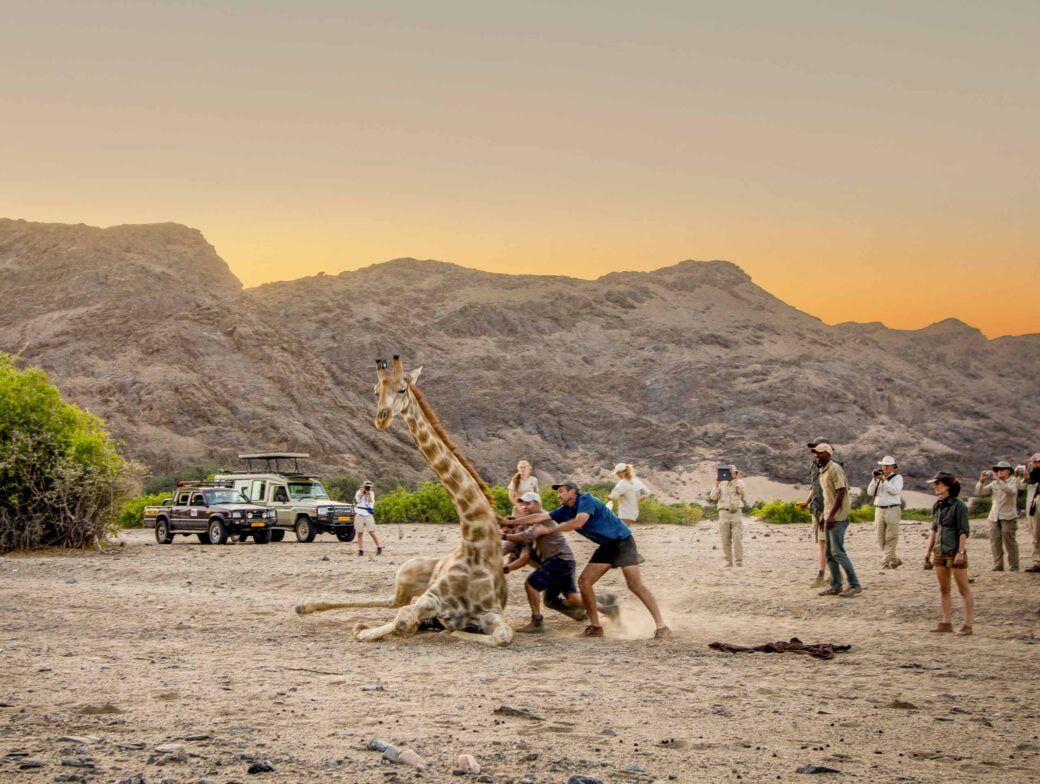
[362,480,373,487]
[878,456,896,466]
[1031,453,1040,462]
[992,460,1013,470]
[928,471,957,485]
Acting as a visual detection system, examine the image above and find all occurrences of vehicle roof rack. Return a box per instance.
[237,453,310,474]
[175,479,235,489]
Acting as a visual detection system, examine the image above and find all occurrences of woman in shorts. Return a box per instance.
[923,472,973,635]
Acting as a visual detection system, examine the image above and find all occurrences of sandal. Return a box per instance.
[929,622,953,633]
[581,625,604,637]
[957,626,973,636]
[653,626,672,640]
[357,550,364,556]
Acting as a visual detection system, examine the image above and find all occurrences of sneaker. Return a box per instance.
[818,587,842,596]
[1024,565,1040,573]
[991,566,1004,571]
[581,625,604,637]
[376,546,383,555]
[517,615,544,634]
[357,550,364,556]
[546,599,587,622]
[839,586,862,598]
[652,626,672,640]
[930,622,953,633]
[957,626,973,636]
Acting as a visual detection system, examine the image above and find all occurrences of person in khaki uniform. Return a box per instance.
[798,438,831,587]
[867,455,903,568]
[813,444,862,597]
[709,465,746,567]
[975,460,1024,571]
[1023,453,1040,573]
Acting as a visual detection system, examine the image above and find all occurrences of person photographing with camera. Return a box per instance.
[975,461,1024,571]
[1025,453,1040,573]
[867,456,903,569]
[709,464,746,567]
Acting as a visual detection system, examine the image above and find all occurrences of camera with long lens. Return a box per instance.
[872,468,883,478]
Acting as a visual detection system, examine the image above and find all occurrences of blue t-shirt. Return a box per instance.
[549,493,632,545]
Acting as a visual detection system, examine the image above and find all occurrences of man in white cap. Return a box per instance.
[867,456,903,568]
[812,444,862,597]
[709,464,747,567]
[975,461,1024,571]
[1025,453,1040,573]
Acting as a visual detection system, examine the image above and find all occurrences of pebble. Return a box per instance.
[367,739,390,752]
[397,749,426,768]
[382,744,402,763]
[321,555,330,561]
[155,743,184,754]
[795,764,842,774]
[66,578,77,584]
[567,776,605,784]
[17,758,45,769]
[247,762,275,774]
[59,736,101,745]
[55,776,89,783]
[456,754,480,773]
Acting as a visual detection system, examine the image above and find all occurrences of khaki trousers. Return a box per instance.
[719,510,743,566]
[989,519,1019,570]
[1029,510,1040,567]
[874,506,902,567]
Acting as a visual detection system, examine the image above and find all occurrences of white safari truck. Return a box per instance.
[214,453,356,543]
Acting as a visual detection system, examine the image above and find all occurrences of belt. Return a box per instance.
[877,504,900,508]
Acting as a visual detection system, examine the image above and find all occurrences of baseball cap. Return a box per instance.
[612,462,629,474]
[517,491,541,503]
[551,480,581,492]
[806,437,829,448]
[878,456,896,466]
[812,443,834,455]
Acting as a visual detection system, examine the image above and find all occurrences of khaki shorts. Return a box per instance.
[355,514,377,533]
[812,510,824,542]
[932,549,967,569]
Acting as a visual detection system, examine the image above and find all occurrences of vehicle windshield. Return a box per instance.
[204,489,250,505]
[288,482,330,500]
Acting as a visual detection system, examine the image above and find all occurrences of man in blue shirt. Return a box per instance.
[503,480,670,639]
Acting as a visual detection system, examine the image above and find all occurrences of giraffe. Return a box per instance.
[300,356,512,646]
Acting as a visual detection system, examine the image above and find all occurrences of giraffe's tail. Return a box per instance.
[295,599,394,615]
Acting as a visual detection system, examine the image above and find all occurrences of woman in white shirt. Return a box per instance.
[607,463,650,524]
[508,460,539,516]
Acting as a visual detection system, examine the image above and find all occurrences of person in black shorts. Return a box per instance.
[503,481,670,639]
[503,492,618,632]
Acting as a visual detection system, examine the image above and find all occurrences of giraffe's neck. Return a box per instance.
[400,393,497,543]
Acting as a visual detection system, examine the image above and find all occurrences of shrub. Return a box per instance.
[902,507,935,521]
[849,506,875,523]
[374,482,459,524]
[637,497,703,525]
[488,485,513,517]
[0,354,137,552]
[968,495,992,517]
[324,473,361,502]
[116,492,170,529]
[753,500,811,524]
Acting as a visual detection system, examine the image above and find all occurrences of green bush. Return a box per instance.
[0,354,137,551]
[374,482,459,524]
[488,485,513,517]
[116,492,170,529]
[753,500,811,524]
[849,506,875,523]
[968,495,992,517]
[637,497,703,524]
[902,507,935,521]
[324,473,361,502]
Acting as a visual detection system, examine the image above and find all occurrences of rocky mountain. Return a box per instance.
[2,218,1038,497]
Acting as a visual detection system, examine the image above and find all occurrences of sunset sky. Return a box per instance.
[3,2,1038,336]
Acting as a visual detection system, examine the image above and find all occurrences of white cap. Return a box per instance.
[612,462,629,474]
[517,491,541,503]
[878,456,896,466]
[812,443,834,455]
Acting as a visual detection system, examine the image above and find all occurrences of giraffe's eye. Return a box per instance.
[398,387,407,393]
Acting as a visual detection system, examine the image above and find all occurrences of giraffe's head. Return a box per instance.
[374,355,422,429]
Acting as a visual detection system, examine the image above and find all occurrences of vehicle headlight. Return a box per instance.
[315,506,329,515]
[231,512,243,519]
[266,510,276,518]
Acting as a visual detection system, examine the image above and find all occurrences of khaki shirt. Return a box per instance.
[709,479,746,513]
[974,477,1022,522]
[819,461,851,521]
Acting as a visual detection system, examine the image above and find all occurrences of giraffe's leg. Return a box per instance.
[353,593,442,642]
[449,612,513,647]
[295,599,393,615]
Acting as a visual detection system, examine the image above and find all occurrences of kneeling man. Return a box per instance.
[504,481,670,639]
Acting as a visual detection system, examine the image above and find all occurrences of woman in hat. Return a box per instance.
[924,472,973,635]
[353,480,382,556]
[507,460,539,516]
[975,460,1024,571]
[607,463,650,525]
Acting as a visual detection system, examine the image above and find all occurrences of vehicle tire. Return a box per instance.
[155,518,173,545]
[208,517,229,545]
[196,532,212,544]
[294,516,316,543]
[269,529,285,542]
[335,529,356,543]
[237,533,249,543]
[253,529,271,544]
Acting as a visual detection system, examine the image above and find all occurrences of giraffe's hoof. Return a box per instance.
[294,603,308,615]
[352,623,369,640]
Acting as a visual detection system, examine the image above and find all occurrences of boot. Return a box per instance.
[546,599,587,622]
[517,614,544,633]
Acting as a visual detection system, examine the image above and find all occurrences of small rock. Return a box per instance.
[59,735,101,745]
[66,578,78,584]
[567,776,605,784]
[476,776,494,783]
[360,684,385,692]
[18,759,45,769]
[118,776,146,784]
[154,743,184,754]
[61,760,96,768]
[382,744,401,763]
[456,754,480,773]
[55,775,89,783]
[397,749,426,768]
[367,739,390,752]
[321,555,330,561]
[600,728,616,737]
[247,762,275,774]
[183,733,211,741]
[795,764,842,774]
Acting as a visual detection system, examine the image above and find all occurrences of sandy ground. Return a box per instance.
[1,520,1039,784]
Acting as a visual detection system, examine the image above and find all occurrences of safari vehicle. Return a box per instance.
[144,480,276,545]
[214,453,356,543]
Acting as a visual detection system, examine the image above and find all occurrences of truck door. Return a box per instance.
[189,493,206,531]
[249,480,266,504]
[271,484,290,525]
[172,491,192,529]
